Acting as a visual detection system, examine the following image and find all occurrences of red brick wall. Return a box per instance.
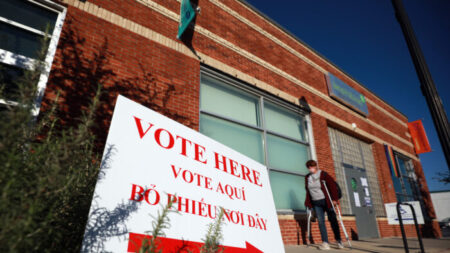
[44,0,439,242]
[218,0,408,124]
[378,220,442,238]
[310,113,336,177]
[57,0,412,148]
[279,217,357,245]
[280,217,442,245]
[44,5,201,144]
[51,0,416,151]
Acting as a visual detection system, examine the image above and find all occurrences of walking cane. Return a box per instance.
[306,207,312,247]
[322,180,352,248]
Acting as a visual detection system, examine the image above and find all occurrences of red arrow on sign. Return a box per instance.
[128,232,263,253]
[226,241,264,253]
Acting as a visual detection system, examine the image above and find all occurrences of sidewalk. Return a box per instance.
[285,238,450,253]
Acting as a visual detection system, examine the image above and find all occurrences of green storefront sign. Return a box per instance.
[326,73,369,116]
[177,0,196,39]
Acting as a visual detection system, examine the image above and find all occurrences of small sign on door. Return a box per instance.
[353,192,361,207]
[360,177,368,187]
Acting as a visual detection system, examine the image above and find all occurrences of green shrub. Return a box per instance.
[0,35,102,253]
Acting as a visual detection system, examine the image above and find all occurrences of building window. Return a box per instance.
[328,127,385,216]
[0,0,65,114]
[200,69,312,212]
[393,153,420,202]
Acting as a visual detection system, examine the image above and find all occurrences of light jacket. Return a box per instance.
[304,171,339,209]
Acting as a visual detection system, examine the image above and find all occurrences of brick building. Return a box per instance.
[0,0,441,246]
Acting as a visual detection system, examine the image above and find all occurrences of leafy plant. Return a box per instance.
[200,208,225,253]
[0,32,102,252]
[0,17,211,253]
[136,202,225,253]
[137,197,176,253]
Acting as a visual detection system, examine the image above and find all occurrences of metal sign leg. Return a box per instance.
[396,202,425,253]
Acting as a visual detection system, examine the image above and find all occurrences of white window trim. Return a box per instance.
[0,16,51,37]
[306,114,317,162]
[0,0,66,116]
[0,48,36,70]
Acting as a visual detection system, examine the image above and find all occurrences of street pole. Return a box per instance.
[391,0,450,170]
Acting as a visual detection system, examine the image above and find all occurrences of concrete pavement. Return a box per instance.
[285,238,450,253]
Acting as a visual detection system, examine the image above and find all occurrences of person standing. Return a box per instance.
[304,160,344,250]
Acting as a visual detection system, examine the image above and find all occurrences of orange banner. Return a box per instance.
[408,120,431,154]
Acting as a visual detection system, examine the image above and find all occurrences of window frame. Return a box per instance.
[393,152,430,220]
[393,152,419,201]
[0,0,66,115]
[200,66,316,213]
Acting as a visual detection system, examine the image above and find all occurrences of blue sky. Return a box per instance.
[244,0,450,191]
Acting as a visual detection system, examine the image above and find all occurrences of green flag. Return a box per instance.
[177,0,196,39]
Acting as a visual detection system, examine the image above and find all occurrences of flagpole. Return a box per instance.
[391,0,450,169]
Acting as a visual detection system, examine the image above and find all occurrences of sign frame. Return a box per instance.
[326,73,369,116]
[385,201,424,225]
[81,95,285,253]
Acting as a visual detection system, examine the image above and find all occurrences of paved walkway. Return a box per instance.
[285,238,450,253]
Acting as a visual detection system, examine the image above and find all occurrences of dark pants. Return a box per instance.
[312,198,341,243]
